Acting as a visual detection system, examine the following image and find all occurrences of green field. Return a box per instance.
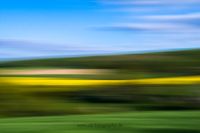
[0,49,200,133]
[0,49,200,117]
[0,111,199,133]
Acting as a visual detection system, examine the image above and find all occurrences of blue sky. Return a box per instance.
[1,0,200,60]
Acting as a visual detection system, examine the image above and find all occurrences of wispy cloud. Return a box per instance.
[96,0,200,51]
[101,0,200,5]
[143,13,200,21]
[98,0,200,32]
[101,23,197,32]
[0,40,133,60]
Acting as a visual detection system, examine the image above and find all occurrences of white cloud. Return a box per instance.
[98,0,200,32]
[0,40,135,60]
[101,0,200,5]
[143,13,200,20]
[106,23,198,32]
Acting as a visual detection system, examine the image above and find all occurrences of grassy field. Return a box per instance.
[0,111,199,133]
[0,49,200,133]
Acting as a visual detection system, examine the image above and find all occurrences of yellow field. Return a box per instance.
[1,76,200,86]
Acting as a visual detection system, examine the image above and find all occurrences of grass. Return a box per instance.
[0,111,199,133]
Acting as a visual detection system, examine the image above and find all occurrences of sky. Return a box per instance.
[1,0,200,60]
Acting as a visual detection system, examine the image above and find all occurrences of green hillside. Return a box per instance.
[1,49,200,76]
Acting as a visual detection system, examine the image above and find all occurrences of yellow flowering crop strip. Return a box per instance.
[128,76,200,85]
[1,76,200,86]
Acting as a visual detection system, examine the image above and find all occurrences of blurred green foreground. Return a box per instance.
[0,111,199,133]
[0,49,200,133]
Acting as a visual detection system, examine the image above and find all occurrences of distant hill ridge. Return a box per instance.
[1,49,200,76]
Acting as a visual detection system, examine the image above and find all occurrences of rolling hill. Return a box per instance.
[1,49,200,76]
